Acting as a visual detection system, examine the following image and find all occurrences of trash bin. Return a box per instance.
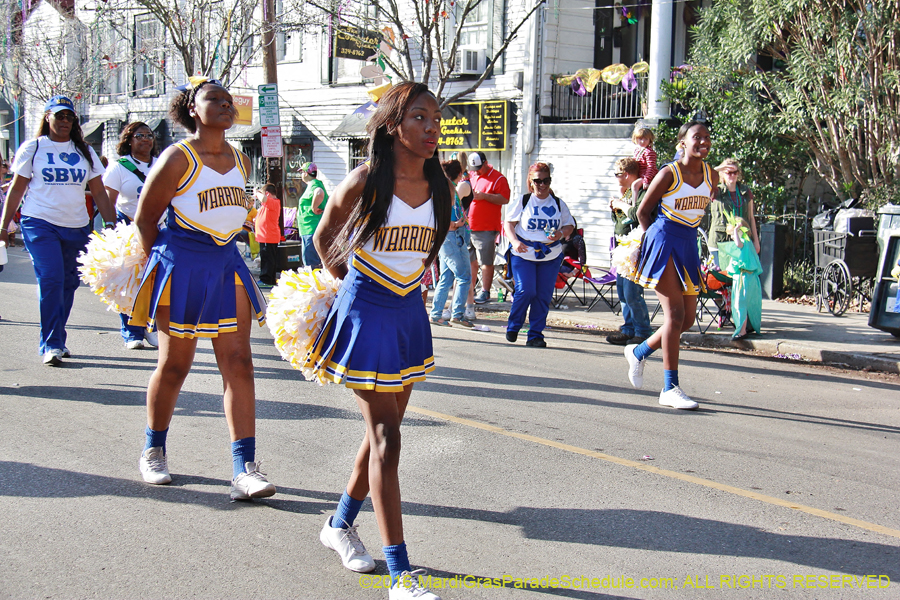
[877,203,900,255]
[277,240,303,273]
[869,234,900,337]
[759,222,787,299]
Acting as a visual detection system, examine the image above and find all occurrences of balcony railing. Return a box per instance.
[547,73,647,123]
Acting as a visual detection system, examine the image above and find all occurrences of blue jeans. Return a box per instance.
[431,229,472,320]
[507,253,563,341]
[20,215,91,355]
[116,212,148,343]
[616,274,652,338]
[301,234,321,268]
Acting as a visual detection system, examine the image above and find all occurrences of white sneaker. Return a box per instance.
[42,348,63,366]
[624,344,645,389]
[143,330,158,348]
[230,461,276,500]
[441,309,451,321]
[139,446,172,484]
[319,518,376,573]
[125,339,145,350]
[464,304,476,321]
[390,570,441,600]
[659,385,699,410]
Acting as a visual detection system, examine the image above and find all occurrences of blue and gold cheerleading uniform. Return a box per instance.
[304,195,436,391]
[633,162,714,295]
[130,141,266,337]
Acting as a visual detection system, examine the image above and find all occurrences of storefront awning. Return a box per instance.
[226,113,261,141]
[81,120,103,140]
[329,101,377,139]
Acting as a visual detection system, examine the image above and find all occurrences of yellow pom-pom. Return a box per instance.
[611,228,643,280]
[77,223,147,315]
[265,267,342,383]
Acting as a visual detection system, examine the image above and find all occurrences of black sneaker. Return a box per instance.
[525,338,547,348]
[506,330,518,343]
[606,332,631,345]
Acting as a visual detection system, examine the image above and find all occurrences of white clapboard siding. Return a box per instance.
[534,134,633,268]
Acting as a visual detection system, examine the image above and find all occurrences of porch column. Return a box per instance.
[646,0,673,120]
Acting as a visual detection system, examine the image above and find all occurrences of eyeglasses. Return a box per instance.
[52,112,77,122]
[532,177,552,186]
[614,172,626,177]
[132,133,154,140]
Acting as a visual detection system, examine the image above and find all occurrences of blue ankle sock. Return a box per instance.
[331,491,365,529]
[383,542,411,583]
[144,426,168,452]
[633,341,655,361]
[663,369,679,392]
[231,437,256,479]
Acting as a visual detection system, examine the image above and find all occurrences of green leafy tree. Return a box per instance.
[666,0,900,209]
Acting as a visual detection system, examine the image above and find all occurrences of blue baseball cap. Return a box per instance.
[44,96,76,115]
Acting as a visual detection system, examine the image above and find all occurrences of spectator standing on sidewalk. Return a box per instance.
[0,95,115,366]
[254,183,281,286]
[503,162,574,348]
[429,159,472,327]
[607,157,653,346]
[103,121,160,350]
[298,162,328,269]
[466,151,510,307]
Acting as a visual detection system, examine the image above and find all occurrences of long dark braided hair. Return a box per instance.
[328,82,451,268]
[35,112,95,169]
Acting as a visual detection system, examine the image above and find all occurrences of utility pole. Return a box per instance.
[260,0,283,232]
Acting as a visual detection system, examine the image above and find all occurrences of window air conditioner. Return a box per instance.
[455,46,486,75]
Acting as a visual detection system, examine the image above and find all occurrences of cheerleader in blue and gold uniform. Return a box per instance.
[129,78,275,500]
[308,82,451,600]
[625,120,719,411]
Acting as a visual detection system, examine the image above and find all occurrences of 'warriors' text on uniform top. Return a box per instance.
[198,186,252,213]
[674,195,711,212]
[371,225,435,254]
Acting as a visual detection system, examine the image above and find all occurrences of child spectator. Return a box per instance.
[631,127,658,199]
[255,183,281,287]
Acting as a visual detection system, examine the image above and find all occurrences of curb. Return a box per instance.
[471,300,900,374]
[682,333,900,374]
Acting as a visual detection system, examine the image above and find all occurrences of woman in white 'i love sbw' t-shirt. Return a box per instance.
[0,95,115,366]
[103,121,160,351]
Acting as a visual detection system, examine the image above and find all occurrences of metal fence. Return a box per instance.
[548,73,647,123]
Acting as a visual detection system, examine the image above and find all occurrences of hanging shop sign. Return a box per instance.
[439,100,508,152]
[334,26,380,61]
[233,95,253,126]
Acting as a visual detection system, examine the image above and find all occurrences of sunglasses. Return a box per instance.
[132,133,154,140]
[614,172,626,177]
[52,112,77,122]
[532,177,552,186]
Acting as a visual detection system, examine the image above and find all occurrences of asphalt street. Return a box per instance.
[1,247,899,600]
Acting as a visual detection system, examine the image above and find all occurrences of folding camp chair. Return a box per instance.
[553,258,620,314]
[696,270,733,333]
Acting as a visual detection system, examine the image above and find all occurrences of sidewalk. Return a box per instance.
[474,292,900,374]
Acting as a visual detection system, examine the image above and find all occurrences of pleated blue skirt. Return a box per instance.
[633,216,706,295]
[129,227,267,338]
[304,264,434,392]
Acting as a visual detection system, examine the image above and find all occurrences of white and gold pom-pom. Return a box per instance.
[611,227,643,280]
[77,222,147,316]
[266,267,342,383]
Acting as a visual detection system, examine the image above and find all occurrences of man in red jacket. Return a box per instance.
[467,152,510,306]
